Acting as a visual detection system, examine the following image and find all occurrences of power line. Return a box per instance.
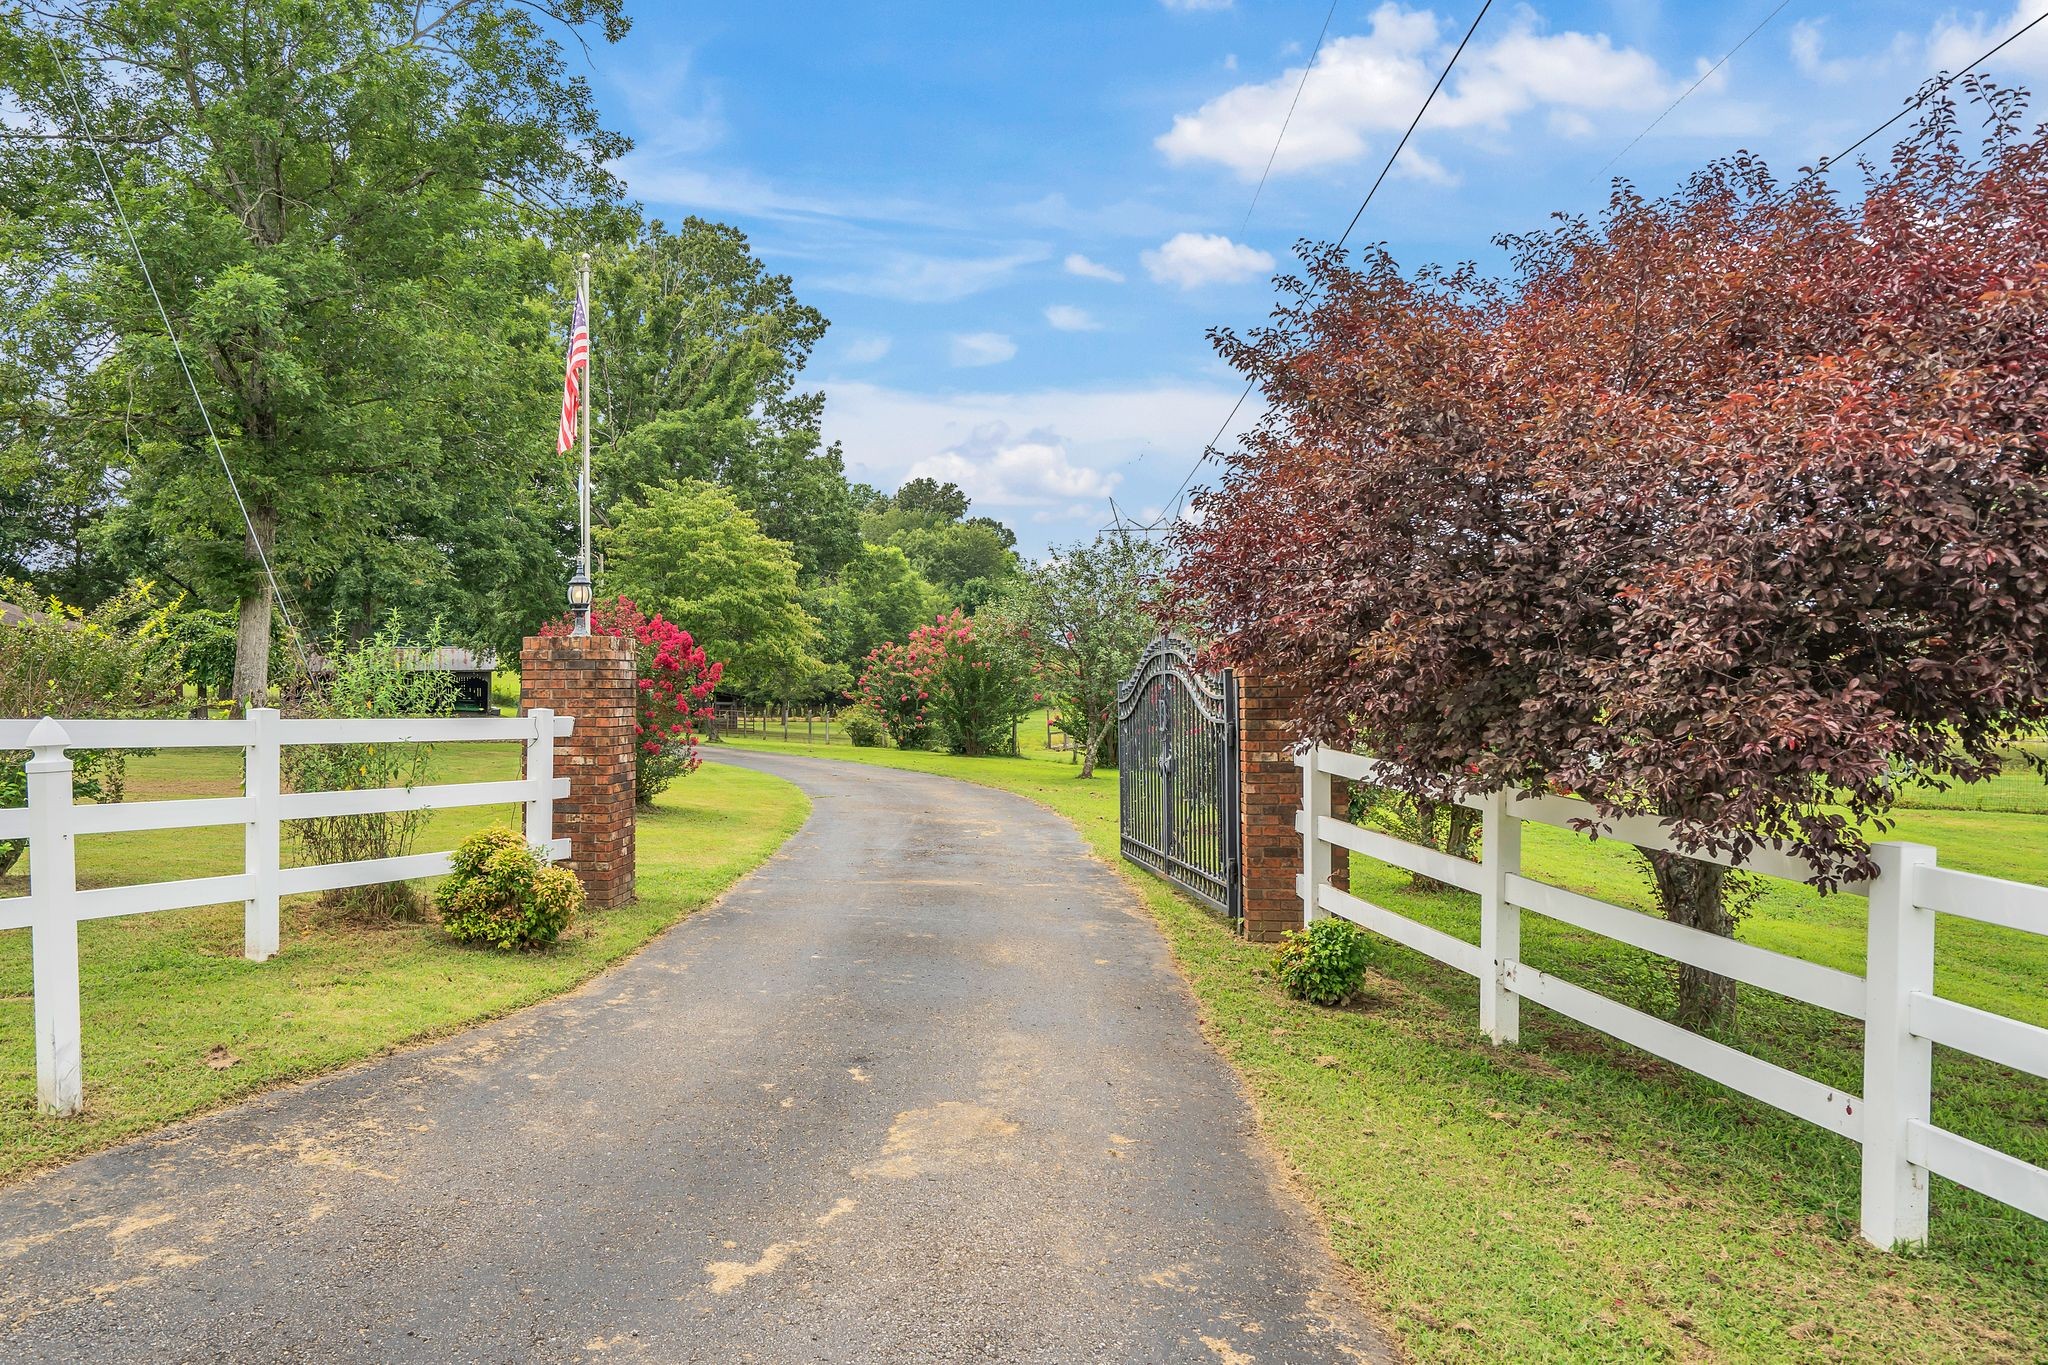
[1591,0,1794,184]
[42,31,313,679]
[1819,9,2048,171]
[1335,0,1495,253]
[1188,9,2048,574]
[1241,0,1340,234]
[1113,0,1498,537]
[1122,2,2048,545]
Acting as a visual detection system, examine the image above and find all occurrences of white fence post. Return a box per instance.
[1479,789,1522,1045]
[525,707,556,857]
[1861,840,1938,1249]
[1301,745,1332,925]
[26,717,82,1115]
[244,707,281,962]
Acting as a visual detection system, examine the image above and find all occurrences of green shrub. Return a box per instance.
[283,617,456,921]
[1274,918,1371,1006]
[839,704,886,747]
[0,579,184,875]
[436,826,582,951]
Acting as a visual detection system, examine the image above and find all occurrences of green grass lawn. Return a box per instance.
[722,726,2048,1364]
[0,747,807,1181]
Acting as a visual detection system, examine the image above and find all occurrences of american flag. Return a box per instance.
[557,289,589,455]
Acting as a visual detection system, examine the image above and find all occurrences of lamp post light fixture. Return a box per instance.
[567,567,593,637]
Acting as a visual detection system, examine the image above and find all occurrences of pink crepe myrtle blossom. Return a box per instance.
[542,595,720,804]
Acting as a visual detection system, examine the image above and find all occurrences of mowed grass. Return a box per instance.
[0,746,807,1181]
[722,726,2048,1364]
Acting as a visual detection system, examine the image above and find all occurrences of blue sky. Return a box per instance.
[586,1,2048,557]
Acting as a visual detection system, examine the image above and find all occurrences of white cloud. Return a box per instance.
[818,246,1050,303]
[949,332,1018,367]
[1044,305,1103,332]
[819,378,1260,520]
[1931,3,2048,77]
[909,428,1121,507]
[1157,3,1684,179]
[1017,195,1187,237]
[841,334,891,364]
[1793,5,2048,88]
[1162,0,1234,10]
[1142,232,1275,289]
[1063,252,1126,282]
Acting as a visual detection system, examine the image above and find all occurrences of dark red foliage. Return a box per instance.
[1172,86,2048,887]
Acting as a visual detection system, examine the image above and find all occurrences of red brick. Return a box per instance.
[520,635,638,910]
[1234,666,1346,943]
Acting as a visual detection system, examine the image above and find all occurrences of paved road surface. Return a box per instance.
[0,750,1389,1363]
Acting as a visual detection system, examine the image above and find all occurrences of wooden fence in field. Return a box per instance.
[0,708,573,1116]
[1297,744,2048,1249]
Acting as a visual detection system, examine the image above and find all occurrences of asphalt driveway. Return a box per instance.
[0,749,1389,1363]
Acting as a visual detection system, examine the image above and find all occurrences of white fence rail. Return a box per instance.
[2,707,574,1116]
[1297,744,2048,1249]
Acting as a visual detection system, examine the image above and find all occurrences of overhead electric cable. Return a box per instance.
[1590,0,1794,184]
[1818,9,2048,171]
[1184,6,2048,574]
[1241,0,1341,233]
[41,31,313,677]
[1113,0,1497,536]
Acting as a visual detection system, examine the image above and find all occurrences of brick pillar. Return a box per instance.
[520,634,637,909]
[1236,666,1346,943]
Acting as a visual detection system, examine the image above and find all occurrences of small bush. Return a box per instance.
[284,618,455,922]
[436,826,583,951]
[0,578,184,875]
[1274,918,1371,1006]
[839,704,886,747]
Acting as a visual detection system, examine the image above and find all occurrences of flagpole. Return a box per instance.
[574,251,593,637]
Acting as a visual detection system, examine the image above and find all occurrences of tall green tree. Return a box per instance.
[590,217,857,578]
[989,530,1164,778]
[599,478,823,698]
[860,477,1022,610]
[805,542,943,679]
[0,0,629,704]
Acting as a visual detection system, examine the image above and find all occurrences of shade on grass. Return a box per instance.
[0,752,806,1180]
[726,726,2048,1364]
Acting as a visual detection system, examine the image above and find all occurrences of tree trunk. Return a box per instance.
[1643,849,1735,1032]
[229,504,278,712]
[1079,715,1114,780]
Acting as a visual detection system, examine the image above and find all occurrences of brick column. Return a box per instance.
[1236,666,1346,943]
[520,634,637,909]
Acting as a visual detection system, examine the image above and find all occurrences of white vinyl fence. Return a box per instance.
[1297,744,2048,1249]
[1,707,573,1117]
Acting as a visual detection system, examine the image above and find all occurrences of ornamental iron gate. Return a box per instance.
[1117,635,1241,921]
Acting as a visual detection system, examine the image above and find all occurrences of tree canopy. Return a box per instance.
[0,1,1031,713]
[806,542,944,687]
[600,478,822,698]
[990,530,1163,778]
[1,0,631,701]
[591,217,857,578]
[861,478,1022,611]
[1172,88,2048,1026]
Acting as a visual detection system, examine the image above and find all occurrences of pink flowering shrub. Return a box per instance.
[850,636,933,749]
[543,596,723,805]
[851,609,1031,756]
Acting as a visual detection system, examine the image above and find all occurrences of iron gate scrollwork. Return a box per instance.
[1117,635,1241,921]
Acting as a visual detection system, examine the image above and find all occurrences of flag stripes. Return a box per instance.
[558,289,588,456]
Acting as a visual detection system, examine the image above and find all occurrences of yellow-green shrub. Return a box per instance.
[436,826,582,951]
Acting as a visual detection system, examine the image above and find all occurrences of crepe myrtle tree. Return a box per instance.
[1172,85,2048,1032]
[986,530,1165,779]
